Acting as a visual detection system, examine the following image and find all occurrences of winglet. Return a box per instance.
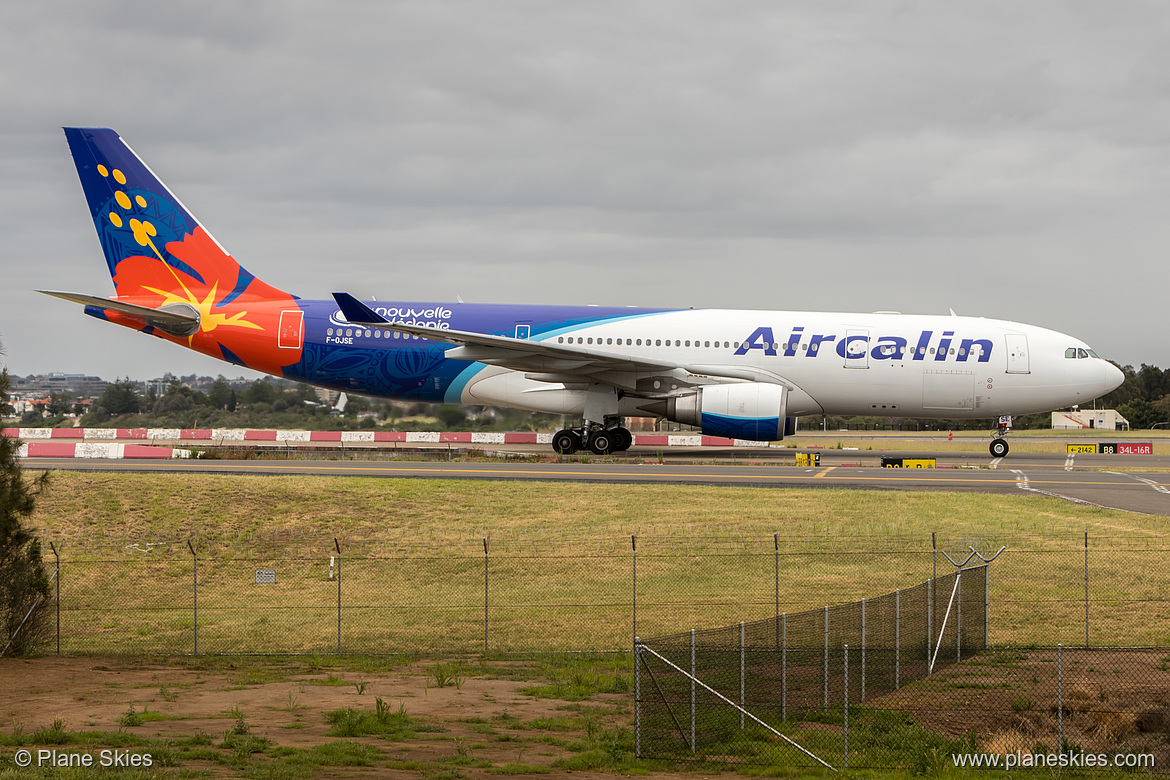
[332,292,389,324]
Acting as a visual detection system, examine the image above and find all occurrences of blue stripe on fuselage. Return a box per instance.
[282,300,679,401]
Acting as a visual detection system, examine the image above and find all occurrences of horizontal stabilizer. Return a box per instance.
[38,290,200,325]
[332,292,389,325]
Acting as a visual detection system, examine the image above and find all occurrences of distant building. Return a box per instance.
[315,387,341,405]
[11,399,49,416]
[1051,409,1130,431]
[626,416,660,432]
[16,373,107,398]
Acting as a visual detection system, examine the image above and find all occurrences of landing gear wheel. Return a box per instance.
[588,430,616,455]
[612,427,633,452]
[989,438,1009,458]
[552,430,580,455]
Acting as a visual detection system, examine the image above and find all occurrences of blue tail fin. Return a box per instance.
[63,127,290,304]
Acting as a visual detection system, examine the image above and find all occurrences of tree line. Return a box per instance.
[9,362,1170,432]
[24,375,563,433]
[1096,363,1170,429]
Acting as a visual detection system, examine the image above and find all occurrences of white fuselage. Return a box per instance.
[458,309,1122,421]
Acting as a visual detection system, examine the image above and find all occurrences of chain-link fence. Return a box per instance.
[635,641,1169,772]
[54,546,637,655]
[4,532,1170,656]
[6,531,1170,771]
[635,565,988,763]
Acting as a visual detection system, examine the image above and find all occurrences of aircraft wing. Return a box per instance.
[332,292,794,393]
[333,293,678,373]
[38,290,199,325]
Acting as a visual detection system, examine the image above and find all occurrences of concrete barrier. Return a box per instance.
[7,426,777,458]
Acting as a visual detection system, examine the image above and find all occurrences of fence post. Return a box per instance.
[930,532,936,656]
[984,561,990,649]
[49,542,60,656]
[844,643,849,771]
[739,622,745,729]
[895,588,900,689]
[1084,531,1089,648]
[927,577,933,666]
[334,538,341,655]
[634,636,642,758]
[957,567,962,663]
[187,540,197,656]
[1058,644,1064,750]
[483,537,489,655]
[823,605,829,710]
[690,629,696,754]
[774,532,779,650]
[631,535,637,653]
[861,597,866,702]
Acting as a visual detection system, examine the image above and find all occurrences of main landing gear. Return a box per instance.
[989,415,1012,458]
[552,425,633,455]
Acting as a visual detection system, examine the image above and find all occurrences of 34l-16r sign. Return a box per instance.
[1068,442,1154,455]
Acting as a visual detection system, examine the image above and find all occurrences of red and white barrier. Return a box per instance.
[14,441,190,459]
[4,427,769,458]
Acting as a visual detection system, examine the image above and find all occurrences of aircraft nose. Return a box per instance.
[1103,362,1125,394]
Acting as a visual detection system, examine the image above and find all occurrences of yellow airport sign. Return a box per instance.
[881,457,936,468]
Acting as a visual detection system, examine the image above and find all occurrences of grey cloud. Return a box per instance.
[1,1,1168,379]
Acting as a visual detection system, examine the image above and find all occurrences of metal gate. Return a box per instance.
[635,637,835,769]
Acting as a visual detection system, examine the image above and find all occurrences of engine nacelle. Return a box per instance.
[663,383,791,441]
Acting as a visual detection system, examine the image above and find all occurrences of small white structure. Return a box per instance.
[1051,409,1130,430]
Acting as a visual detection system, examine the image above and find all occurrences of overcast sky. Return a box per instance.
[2,1,1168,381]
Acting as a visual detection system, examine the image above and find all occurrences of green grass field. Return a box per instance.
[24,472,1170,653]
[10,471,1170,777]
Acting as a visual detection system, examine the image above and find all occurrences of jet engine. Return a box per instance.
[647,383,794,441]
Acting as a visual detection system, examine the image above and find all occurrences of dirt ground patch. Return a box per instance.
[879,648,1170,765]
[0,655,651,778]
[7,649,1168,776]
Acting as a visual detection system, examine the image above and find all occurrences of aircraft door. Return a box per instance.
[1005,333,1030,374]
[278,310,304,349]
[844,329,869,368]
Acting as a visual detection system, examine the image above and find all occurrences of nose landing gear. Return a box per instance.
[989,416,1012,458]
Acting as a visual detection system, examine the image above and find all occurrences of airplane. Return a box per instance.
[44,127,1125,458]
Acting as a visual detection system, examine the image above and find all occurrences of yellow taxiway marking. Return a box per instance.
[123,460,1164,490]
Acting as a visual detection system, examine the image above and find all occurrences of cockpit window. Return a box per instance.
[1087,349,1099,358]
[1077,348,1089,359]
[1065,347,1076,358]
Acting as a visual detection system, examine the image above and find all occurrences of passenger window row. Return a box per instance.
[323,327,985,358]
[327,327,421,340]
[557,337,737,348]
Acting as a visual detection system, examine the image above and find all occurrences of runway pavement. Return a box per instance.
[26,445,1170,516]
